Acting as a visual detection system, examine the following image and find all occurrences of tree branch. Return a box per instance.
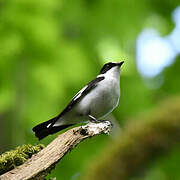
[0,121,112,180]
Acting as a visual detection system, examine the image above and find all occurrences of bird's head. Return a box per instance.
[99,61,124,75]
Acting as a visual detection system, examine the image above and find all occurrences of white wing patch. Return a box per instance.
[97,74,105,78]
[47,123,51,128]
[73,85,88,101]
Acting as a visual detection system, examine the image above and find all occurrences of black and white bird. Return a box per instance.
[32,61,124,140]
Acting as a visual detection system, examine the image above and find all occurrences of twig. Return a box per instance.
[0,121,112,180]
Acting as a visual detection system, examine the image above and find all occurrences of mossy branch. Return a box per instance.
[0,121,112,180]
[82,97,180,180]
[0,144,45,176]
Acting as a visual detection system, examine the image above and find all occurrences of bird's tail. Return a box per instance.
[32,117,74,140]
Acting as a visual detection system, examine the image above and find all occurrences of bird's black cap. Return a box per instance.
[100,61,124,74]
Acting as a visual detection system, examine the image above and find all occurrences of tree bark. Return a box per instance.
[0,121,112,180]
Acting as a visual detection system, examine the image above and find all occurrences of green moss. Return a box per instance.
[0,144,45,175]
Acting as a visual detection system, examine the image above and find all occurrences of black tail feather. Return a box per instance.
[32,118,74,140]
[32,117,56,132]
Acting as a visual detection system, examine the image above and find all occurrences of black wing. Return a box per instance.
[57,76,105,118]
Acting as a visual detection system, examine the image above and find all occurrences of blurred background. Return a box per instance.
[0,0,180,179]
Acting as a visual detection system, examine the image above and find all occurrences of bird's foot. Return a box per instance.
[88,115,112,125]
[104,119,113,127]
[88,114,102,123]
[89,118,102,123]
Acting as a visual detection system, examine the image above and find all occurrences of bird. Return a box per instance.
[32,61,124,140]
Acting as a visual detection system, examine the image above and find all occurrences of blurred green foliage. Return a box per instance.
[0,0,180,179]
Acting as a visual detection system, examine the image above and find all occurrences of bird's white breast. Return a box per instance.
[76,74,120,119]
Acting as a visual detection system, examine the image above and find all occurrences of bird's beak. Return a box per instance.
[117,61,124,67]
